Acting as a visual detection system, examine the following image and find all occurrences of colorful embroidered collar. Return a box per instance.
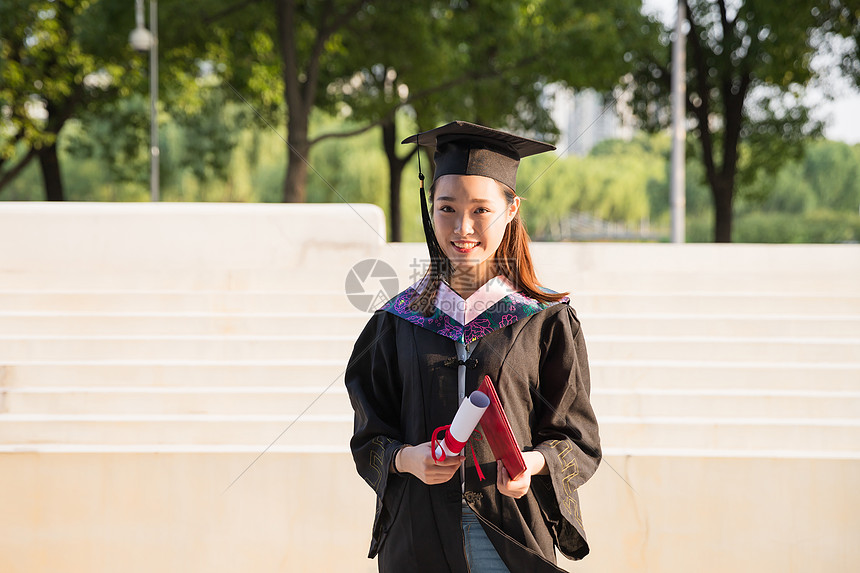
[380,275,567,345]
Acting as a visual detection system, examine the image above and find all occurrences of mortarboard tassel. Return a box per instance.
[417,147,448,280]
[414,145,450,314]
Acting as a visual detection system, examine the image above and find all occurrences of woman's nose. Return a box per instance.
[454,215,474,235]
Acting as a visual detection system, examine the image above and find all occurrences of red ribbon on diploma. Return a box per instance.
[431,425,485,481]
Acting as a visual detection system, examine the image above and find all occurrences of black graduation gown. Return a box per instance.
[345,291,601,573]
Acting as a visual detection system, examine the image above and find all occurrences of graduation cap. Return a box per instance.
[402,121,555,281]
[401,120,555,191]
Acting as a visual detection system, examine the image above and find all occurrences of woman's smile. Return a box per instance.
[451,240,481,253]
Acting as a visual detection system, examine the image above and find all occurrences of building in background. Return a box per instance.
[546,84,635,156]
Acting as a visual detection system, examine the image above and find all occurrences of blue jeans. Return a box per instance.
[461,505,510,573]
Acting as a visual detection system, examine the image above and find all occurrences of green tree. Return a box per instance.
[628,0,860,242]
[328,0,655,240]
[0,0,285,201]
[742,161,818,214]
[0,0,147,199]
[803,140,860,212]
[517,135,665,240]
[163,0,416,205]
[64,91,256,199]
[736,139,860,216]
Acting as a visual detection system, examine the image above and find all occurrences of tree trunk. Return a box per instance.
[712,177,733,243]
[277,0,310,204]
[283,112,309,203]
[389,163,403,242]
[283,144,309,203]
[39,143,65,201]
[382,119,402,242]
[275,0,373,204]
[381,117,420,242]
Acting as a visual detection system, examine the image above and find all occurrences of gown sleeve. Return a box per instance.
[531,303,602,560]
[344,310,407,556]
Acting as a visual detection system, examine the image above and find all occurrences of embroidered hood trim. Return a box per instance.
[380,276,567,344]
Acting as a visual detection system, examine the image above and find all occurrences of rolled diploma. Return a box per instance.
[434,391,491,460]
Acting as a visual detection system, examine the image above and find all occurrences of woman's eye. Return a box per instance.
[475,207,490,214]
[438,205,454,213]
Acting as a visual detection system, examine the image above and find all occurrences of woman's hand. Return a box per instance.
[396,441,464,485]
[497,451,547,498]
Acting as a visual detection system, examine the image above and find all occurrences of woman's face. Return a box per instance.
[432,174,520,275]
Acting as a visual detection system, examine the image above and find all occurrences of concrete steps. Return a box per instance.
[1,386,352,415]
[0,311,369,336]
[591,360,860,390]
[2,205,859,573]
[594,388,860,419]
[2,290,859,314]
[2,311,858,338]
[2,452,855,573]
[4,385,859,419]
[3,414,857,455]
[589,335,860,362]
[581,314,860,338]
[3,333,859,363]
[0,415,353,446]
[3,359,858,391]
[0,291,359,313]
[572,293,860,315]
[0,452,381,573]
[0,361,346,388]
[0,334,359,361]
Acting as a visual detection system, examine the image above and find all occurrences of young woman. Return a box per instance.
[345,121,601,572]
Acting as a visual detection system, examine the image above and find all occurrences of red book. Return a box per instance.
[477,375,527,480]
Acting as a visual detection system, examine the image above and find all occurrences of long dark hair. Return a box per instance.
[410,180,568,316]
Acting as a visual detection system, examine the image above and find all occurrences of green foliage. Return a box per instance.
[689,211,860,244]
[739,160,818,214]
[516,133,669,239]
[307,114,425,241]
[305,119,388,205]
[1,0,657,208]
[738,211,860,243]
[691,139,860,243]
[0,0,281,197]
[3,0,857,247]
[737,140,860,215]
[395,0,649,134]
[802,139,860,212]
[4,106,859,245]
[63,95,152,186]
[0,152,43,200]
[627,0,859,241]
[302,0,654,235]
[0,0,149,191]
[684,144,718,217]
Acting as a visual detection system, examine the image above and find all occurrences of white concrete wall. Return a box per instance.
[1,202,858,572]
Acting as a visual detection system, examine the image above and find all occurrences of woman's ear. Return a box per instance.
[508,195,521,223]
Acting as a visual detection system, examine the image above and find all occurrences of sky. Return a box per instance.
[642,0,860,144]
